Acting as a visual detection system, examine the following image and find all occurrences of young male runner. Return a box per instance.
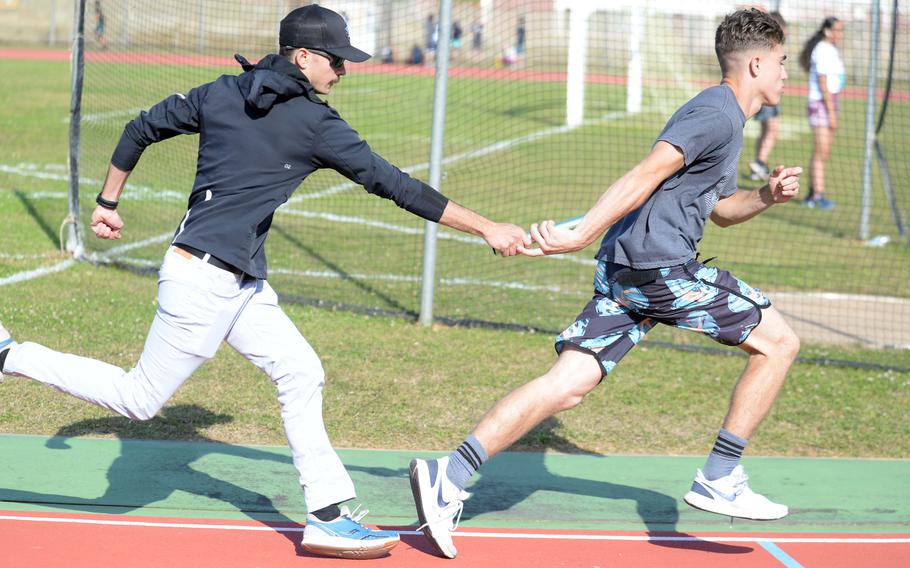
[410,9,802,558]
[0,4,527,560]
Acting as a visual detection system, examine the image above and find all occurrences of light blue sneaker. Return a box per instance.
[805,196,836,210]
[301,505,399,559]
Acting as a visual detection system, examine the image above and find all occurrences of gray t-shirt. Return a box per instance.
[596,84,745,269]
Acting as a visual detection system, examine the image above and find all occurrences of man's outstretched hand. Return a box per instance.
[518,220,585,257]
[484,222,532,256]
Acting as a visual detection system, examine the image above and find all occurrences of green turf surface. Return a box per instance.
[1,435,907,533]
[1,261,908,457]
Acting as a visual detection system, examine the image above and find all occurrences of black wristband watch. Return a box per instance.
[95,193,119,210]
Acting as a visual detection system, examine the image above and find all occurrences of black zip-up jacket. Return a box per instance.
[111,54,449,279]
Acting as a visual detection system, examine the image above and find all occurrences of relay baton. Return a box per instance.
[492,215,585,254]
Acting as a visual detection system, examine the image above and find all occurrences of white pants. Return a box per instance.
[4,248,356,512]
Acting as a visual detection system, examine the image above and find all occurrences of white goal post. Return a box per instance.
[556,0,734,127]
[556,0,644,127]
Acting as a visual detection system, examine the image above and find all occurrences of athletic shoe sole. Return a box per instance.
[683,490,788,521]
[301,537,398,560]
[409,459,454,558]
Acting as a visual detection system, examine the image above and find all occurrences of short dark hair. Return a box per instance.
[279,45,298,60]
[715,9,785,74]
[769,11,787,31]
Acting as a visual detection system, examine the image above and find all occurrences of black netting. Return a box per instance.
[71,1,909,363]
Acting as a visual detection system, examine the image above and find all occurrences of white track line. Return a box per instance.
[0,515,907,543]
[105,258,582,294]
[252,267,577,294]
[451,532,910,543]
[0,252,62,260]
[63,108,146,124]
[276,209,595,267]
[773,291,910,306]
[0,259,75,287]
[0,233,174,287]
[97,232,174,257]
[0,163,185,202]
[85,232,174,264]
[287,110,630,203]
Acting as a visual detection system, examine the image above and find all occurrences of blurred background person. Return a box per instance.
[451,21,463,50]
[499,42,518,68]
[426,14,438,53]
[471,20,483,51]
[799,16,845,210]
[515,16,526,55]
[408,43,425,66]
[93,0,108,49]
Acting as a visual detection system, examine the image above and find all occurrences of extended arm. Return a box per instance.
[711,165,802,227]
[90,164,131,240]
[520,141,684,256]
[315,110,528,255]
[436,200,530,257]
[92,87,205,241]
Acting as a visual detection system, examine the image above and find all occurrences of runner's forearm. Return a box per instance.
[99,163,132,202]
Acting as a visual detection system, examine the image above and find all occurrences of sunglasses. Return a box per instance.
[305,48,345,69]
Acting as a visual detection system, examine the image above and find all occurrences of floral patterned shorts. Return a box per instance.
[555,259,770,376]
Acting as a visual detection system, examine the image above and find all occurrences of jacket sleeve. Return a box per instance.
[312,107,449,222]
[111,84,208,171]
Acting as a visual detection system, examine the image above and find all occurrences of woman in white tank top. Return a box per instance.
[798,16,845,210]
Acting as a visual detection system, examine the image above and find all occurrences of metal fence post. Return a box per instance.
[49,0,57,45]
[198,0,206,54]
[418,0,453,326]
[66,0,86,258]
[123,0,131,48]
[860,0,881,241]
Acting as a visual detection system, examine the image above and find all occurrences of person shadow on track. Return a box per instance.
[349,417,752,555]
[0,404,306,554]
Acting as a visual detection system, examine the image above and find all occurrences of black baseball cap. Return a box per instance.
[279,5,371,63]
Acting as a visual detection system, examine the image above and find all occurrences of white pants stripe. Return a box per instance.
[4,248,356,512]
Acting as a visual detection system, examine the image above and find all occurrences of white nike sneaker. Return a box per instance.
[409,457,471,559]
[684,465,788,520]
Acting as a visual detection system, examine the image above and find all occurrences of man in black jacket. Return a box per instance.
[0,5,527,559]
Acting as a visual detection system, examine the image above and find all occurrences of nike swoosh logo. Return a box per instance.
[436,476,448,508]
[702,482,738,502]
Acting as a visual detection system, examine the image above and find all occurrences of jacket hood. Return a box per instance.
[234,53,321,111]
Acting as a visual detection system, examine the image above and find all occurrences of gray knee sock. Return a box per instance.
[702,428,748,480]
[445,435,488,490]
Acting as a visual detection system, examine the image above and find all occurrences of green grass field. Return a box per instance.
[1,55,908,460]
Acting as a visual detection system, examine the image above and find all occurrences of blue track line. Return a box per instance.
[758,540,803,568]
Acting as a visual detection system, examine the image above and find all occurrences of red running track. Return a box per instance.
[2,510,908,568]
